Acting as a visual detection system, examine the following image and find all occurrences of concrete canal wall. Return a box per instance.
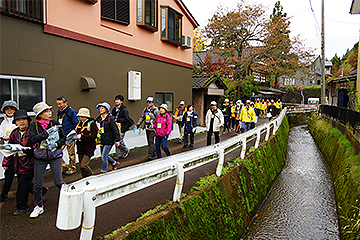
[106,118,289,239]
[308,115,360,240]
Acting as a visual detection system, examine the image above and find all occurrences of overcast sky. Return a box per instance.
[182,0,360,60]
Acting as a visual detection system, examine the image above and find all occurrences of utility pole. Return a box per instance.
[321,0,326,105]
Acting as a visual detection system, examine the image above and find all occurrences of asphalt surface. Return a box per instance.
[0,118,271,240]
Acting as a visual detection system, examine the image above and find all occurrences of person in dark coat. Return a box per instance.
[182,104,198,148]
[96,102,120,173]
[73,108,98,178]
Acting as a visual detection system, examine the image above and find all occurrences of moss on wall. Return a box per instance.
[308,115,360,240]
[106,117,289,240]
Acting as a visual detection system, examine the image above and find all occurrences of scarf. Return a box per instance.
[37,119,50,130]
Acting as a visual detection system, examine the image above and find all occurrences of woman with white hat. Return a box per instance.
[73,108,98,178]
[153,104,171,158]
[29,102,66,218]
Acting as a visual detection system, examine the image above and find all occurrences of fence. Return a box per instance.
[56,108,288,240]
[320,105,360,135]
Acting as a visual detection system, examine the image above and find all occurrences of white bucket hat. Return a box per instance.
[33,102,52,117]
[159,103,168,111]
[77,108,91,118]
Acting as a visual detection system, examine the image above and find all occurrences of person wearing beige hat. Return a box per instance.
[73,108,97,178]
[29,102,66,218]
[173,100,187,144]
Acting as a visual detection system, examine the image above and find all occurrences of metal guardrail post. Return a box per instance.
[254,130,260,149]
[80,186,96,240]
[265,124,270,141]
[216,145,225,177]
[240,138,246,159]
[173,161,185,202]
[272,120,277,135]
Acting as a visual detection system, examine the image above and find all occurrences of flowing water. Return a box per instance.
[241,125,340,239]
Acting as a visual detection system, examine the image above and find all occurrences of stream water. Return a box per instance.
[241,125,340,239]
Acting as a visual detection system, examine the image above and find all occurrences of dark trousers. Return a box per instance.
[16,174,33,210]
[207,130,220,145]
[223,116,230,133]
[155,136,171,159]
[34,158,64,207]
[230,117,236,129]
[146,129,156,158]
[183,133,194,146]
[1,159,15,200]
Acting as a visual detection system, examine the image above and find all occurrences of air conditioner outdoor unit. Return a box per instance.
[128,71,141,101]
[181,35,192,49]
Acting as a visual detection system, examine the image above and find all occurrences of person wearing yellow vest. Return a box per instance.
[254,99,261,117]
[173,101,187,144]
[229,101,236,131]
[275,99,282,110]
[239,100,256,133]
[260,99,267,118]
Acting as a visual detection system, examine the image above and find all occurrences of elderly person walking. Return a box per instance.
[154,104,172,159]
[206,101,224,145]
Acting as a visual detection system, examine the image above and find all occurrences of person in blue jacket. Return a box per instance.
[182,104,198,148]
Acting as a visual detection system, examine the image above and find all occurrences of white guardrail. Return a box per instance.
[56,108,293,239]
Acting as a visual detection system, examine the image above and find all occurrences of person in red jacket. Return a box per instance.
[2,110,47,216]
[153,104,172,159]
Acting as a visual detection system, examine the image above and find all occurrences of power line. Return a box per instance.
[308,0,321,34]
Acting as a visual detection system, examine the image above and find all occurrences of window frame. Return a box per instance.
[0,0,43,24]
[160,6,182,46]
[155,92,174,113]
[0,75,46,117]
[101,0,130,26]
[137,0,158,32]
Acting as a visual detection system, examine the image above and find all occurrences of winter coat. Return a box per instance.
[75,118,98,153]
[96,114,120,145]
[205,108,224,132]
[2,127,34,174]
[111,104,134,132]
[222,104,231,117]
[136,106,160,131]
[239,106,256,123]
[274,101,282,109]
[29,120,66,160]
[57,105,78,135]
[0,116,16,143]
[268,104,279,117]
[153,113,172,137]
[182,111,198,134]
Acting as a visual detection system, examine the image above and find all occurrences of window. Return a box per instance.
[155,92,173,112]
[161,6,182,46]
[137,0,157,32]
[0,0,43,23]
[101,0,129,25]
[0,75,45,116]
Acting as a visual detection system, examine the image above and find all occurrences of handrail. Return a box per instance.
[56,107,290,240]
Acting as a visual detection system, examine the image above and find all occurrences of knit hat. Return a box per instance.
[96,102,111,112]
[33,102,52,117]
[77,108,91,118]
[1,100,19,112]
[159,103,168,111]
[12,109,32,124]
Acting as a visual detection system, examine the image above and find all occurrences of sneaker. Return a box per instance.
[183,144,188,148]
[30,205,44,218]
[65,169,76,175]
[188,144,194,148]
[62,167,68,174]
[42,187,49,197]
[100,171,106,174]
[13,207,29,216]
[112,161,119,170]
[122,149,129,158]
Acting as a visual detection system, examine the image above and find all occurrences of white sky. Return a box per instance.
[182,0,360,60]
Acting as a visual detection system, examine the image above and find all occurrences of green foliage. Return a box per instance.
[238,75,260,97]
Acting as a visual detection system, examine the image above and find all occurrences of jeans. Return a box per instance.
[116,132,128,157]
[101,145,116,172]
[155,136,171,159]
[34,158,64,207]
[241,122,252,133]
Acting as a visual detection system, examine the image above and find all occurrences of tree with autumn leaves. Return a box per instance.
[196,0,314,98]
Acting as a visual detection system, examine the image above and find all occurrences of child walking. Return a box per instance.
[95,102,120,173]
[29,102,66,218]
[154,104,171,159]
[182,104,198,148]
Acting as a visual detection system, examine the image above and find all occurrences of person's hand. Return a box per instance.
[3,166,8,171]
[3,136,10,141]
[72,134,81,140]
[115,142,120,147]
[165,134,169,139]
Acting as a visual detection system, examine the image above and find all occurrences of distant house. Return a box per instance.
[192,75,227,125]
[0,0,198,118]
[327,69,357,107]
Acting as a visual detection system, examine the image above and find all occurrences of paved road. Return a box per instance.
[0,118,271,240]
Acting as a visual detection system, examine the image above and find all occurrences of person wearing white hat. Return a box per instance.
[95,102,120,173]
[136,97,160,160]
[73,107,98,178]
[153,104,171,158]
[205,101,224,145]
[173,100,187,144]
[29,102,66,218]
[221,98,231,134]
[234,100,243,134]
[267,99,278,120]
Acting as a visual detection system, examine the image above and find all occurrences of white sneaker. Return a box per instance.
[30,205,44,218]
